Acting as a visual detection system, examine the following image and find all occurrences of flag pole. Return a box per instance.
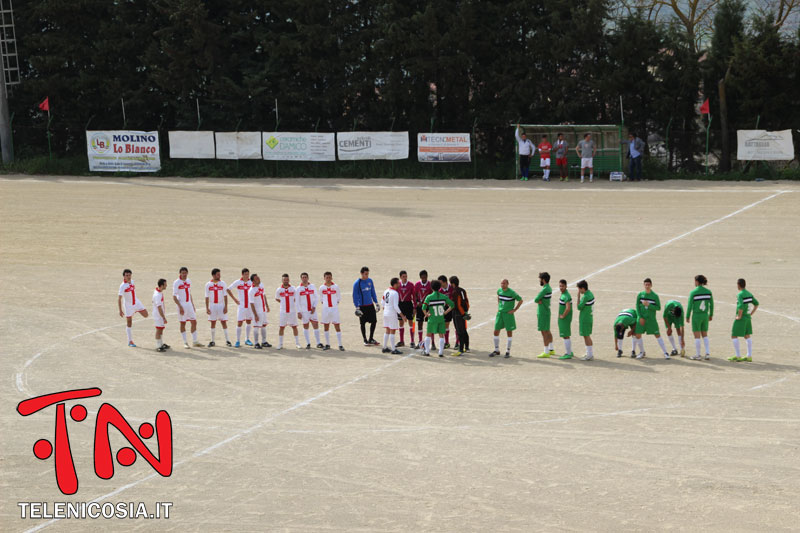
[46,107,52,161]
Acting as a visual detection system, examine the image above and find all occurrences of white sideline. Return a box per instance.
[19,190,789,532]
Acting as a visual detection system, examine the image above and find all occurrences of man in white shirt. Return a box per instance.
[297,272,323,349]
[248,273,272,349]
[226,268,253,347]
[153,278,169,352]
[173,266,203,349]
[118,268,148,347]
[382,277,403,355]
[205,268,231,347]
[515,124,536,181]
[275,274,300,349]
[319,271,344,351]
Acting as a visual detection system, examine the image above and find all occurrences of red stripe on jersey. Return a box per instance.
[131,284,136,305]
[323,287,334,307]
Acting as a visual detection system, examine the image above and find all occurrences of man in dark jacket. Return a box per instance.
[449,276,470,355]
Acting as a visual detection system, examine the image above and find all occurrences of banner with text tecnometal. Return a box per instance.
[736,130,795,161]
[86,131,161,172]
[336,132,408,160]
[417,133,471,162]
[262,132,336,161]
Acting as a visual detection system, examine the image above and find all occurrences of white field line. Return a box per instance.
[470,191,788,331]
[17,190,790,532]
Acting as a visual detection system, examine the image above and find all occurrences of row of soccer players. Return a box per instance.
[118,267,347,351]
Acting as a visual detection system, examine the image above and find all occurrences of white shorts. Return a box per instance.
[237,307,253,322]
[320,307,340,325]
[581,157,593,169]
[252,308,268,327]
[279,311,298,327]
[540,158,550,167]
[177,304,196,322]
[383,312,400,330]
[299,310,319,324]
[208,303,228,322]
[124,301,146,318]
[153,310,166,329]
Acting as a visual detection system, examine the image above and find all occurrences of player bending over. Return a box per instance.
[205,268,231,347]
[576,280,595,360]
[686,274,713,360]
[422,280,454,357]
[536,272,556,358]
[381,277,403,355]
[227,268,253,347]
[729,278,759,362]
[276,274,300,349]
[320,271,344,351]
[663,299,685,357]
[173,267,203,349]
[153,278,169,352]
[491,279,522,358]
[614,308,638,356]
[634,278,670,359]
[118,268,148,347]
[249,274,271,348]
[297,272,323,349]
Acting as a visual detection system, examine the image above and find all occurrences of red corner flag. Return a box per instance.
[38,97,49,112]
[699,98,710,114]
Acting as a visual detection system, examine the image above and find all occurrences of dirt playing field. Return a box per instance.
[1,176,799,532]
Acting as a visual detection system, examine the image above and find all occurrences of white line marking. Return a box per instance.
[748,372,800,391]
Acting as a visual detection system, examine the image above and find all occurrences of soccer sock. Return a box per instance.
[223,328,230,342]
[278,335,284,348]
[181,331,187,343]
[383,333,389,349]
[369,322,376,340]
[303,329,311,345]
[389,334,396,350]
[506,337,513,351]
[126,327,133,342]
[246,324,252,341]
[445,330,450,344]
[636,338,643,354]
[589,173,593,180]
[294,335,299,347]
[703,337,710,355]
[657,337,668,355]
[746,338,752,357]
[587,345,594,357]
[360,322,367,341]
[236,327,242,342]
[439,338,445,355]
[695,338,702,356]
[399,328,405,343]
[324,330,330,345]
[493,336,500,350]
[211,329,216,343]
[336,331,343,347]
[548,342,554,352]
[732,338,741,357]
[156,338,162,348]
[668,335,677,351]
[564,338,572,354]
[192,330,198,342]
[425,337,432,353]
[418,325,423,343]
[314,329,320,345]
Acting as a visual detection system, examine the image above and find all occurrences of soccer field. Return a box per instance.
[1,176,799,532]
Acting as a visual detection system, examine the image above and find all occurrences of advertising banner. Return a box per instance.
[168,131,216,159]
[86,131,160,172]
[215,132,262,160]
[262,132,336,161]
[736,130,795,160]
[336,131,408,160]
[417,133,471,162]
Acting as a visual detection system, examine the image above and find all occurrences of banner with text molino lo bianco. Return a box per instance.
[417,133,471,162]
[86,131,161,172]
[336,132,409,160]
[262,132,336,161]
[736,130,795,161]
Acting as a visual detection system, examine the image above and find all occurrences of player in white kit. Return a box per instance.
[382,277,403,355]
[275,273,300,349]
[173,267,203,348]
[227,268,253,347]
[297,272,323,349]
[153,278,170,352]
[248,273,272,349]
[118,268,149,347]
[205,268,231,347]
[319,271,344,351]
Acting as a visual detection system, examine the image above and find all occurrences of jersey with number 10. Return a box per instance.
[423,292,453,323]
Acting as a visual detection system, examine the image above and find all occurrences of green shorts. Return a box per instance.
[427,319,446,335]
[558,318,571,338]
[635,316,660,335]
[537,310,551,332]
[665,315,684,329]
[731,318,752,337]
[691,314,709,332]
[494,312,516,332]
[579,317,593,337]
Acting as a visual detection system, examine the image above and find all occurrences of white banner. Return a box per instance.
[168,131,216,159]
[336,131,409,160]
[215,132,262,160]
[737,130,795,161]
[86,131,160,172]
[417,133,471,162]
[262,132,336,161]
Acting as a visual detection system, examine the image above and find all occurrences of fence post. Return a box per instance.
[665,116,673,170]
[196,99,201,130]
[705,114,712,175]
[472,117,478,180]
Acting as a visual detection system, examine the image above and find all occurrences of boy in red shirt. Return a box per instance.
[538,135,552,181]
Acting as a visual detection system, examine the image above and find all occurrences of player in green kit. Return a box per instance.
[613,308,638,357]
[576,280,595,360]
[421,279,453,357]
[556,279,573,359]
[686,274,713,360]
[729,278,759,362]
[634,278,671,359]
[535,272,555,358]
[492,279,523,358]
[662,300,685,357]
